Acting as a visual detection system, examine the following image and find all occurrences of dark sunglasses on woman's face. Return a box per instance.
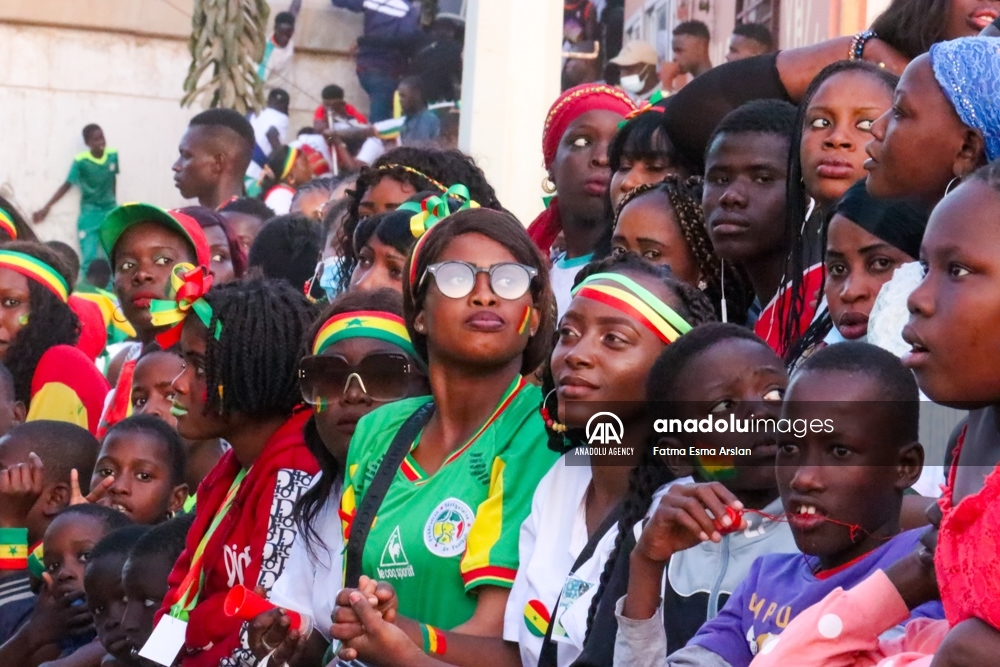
[299,352,415,404]
[422,261,538,300]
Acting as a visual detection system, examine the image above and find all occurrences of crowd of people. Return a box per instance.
[2,0,1000,666]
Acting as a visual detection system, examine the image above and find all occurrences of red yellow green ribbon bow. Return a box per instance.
[149,263,220,348]
[619,90,668,127]
[401,185,481,290]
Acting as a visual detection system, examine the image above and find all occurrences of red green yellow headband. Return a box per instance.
[571,273,692,344]
[0,250,68,302]
[149,263,219,347]
[0,210,16,239]
[312,310,417,359]
[280,147,300,181]
[402,185,480,292]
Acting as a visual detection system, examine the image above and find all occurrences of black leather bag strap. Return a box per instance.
[344,402,435,588]
[537,502,624,667]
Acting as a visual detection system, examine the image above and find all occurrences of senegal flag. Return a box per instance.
[524,599,550,638]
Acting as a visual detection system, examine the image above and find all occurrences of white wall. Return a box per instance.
[0,0,362,253]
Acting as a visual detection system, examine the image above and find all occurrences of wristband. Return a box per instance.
[0,527,28,569]
[420,623,447,655]
[849,30,877,61]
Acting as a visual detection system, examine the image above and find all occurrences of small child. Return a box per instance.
[92,415,189,525]
[122,515,195,665]
[0,505,131,663]
[0,420,101,643]
[130,347,225,504]
[615,343,943,667]
[604,324,798,658]
[83,525,150,666]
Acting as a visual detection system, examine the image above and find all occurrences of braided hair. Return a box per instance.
[337,147,502,292]
[295,287,411,560]
[199,278,317,419]
[584,323,767,640]
[780,61,899,357]
[2,242,79,404]
[613,176,753,324]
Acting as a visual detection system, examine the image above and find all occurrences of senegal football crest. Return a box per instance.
[423,498,475,557]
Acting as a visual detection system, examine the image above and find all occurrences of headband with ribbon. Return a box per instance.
[280,147,300,181]
[312,310,418,359]
[619,90,668,128]
[376,164,449,193]
[0,210,16,240]
[149,263,219,348]
[0,250,68,302]
[401,185,481,290]
[571,272,692,344]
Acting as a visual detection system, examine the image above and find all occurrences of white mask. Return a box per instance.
[619,73,646,94]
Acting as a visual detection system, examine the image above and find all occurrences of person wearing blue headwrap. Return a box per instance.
[865,36,1000,208]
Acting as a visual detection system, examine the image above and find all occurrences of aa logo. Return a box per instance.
[423,498,475,557]
[586,411,624,445]
[380,526,409,567]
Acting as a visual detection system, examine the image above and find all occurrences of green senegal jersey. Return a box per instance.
[67,149,118,211]
[341,376,559,629]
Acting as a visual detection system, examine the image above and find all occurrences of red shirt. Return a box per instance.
[313,103,368,125]
[156,409,320,666]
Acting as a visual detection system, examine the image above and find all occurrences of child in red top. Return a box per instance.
[154,278,319,667]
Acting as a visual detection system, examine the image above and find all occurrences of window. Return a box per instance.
[735,0,780,38]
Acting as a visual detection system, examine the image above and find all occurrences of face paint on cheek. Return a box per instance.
[518,306,532,335]
[694,450,737,481]
[315,397,328,414]
[18,313,28,326]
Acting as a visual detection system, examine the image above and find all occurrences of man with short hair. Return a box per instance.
[672,20,713,78]
[33,124,119,270]
[313,84,368,132]
[172,109,256,210]
[398,76,440,146]
[726,23,775,62]
[610,40,662,102]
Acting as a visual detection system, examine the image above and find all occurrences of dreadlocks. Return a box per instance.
[614,175,753,324]
[199,278,317,418]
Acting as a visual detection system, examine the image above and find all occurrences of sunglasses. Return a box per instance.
[299,352,416,403]
[423,261,538,301]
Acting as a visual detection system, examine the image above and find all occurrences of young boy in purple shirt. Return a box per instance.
[614,343,944,667]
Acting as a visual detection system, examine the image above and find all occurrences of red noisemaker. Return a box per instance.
[714,506,745,536]
[223,585,307,632]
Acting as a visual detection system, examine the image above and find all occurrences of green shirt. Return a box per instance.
[67,149,119,211]
[342,376,559,629]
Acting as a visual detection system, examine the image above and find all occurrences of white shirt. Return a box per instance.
[550,253,593,322]
[249,107,290,157]
[504,457,688,667]
[268,476,344,641]
[265,184,296,216]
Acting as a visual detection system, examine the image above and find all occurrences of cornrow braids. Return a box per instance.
[615,177,753,323]
[200,278,317,418]
[337,147,502,292]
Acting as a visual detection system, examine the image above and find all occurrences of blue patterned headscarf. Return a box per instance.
[930,37,1000,162]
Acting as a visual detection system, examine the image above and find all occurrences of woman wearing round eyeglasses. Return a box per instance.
[247,287,429,665]
[332,207,561,664]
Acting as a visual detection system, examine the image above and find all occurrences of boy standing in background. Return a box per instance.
[33,124,119,272]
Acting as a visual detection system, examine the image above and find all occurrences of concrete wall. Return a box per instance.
[0,0,361,250]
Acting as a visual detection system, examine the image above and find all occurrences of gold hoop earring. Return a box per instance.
[113,305,129,324]
[542,177,557,194]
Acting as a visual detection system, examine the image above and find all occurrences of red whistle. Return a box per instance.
[713,506,745,535]
[223,585,306,631]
